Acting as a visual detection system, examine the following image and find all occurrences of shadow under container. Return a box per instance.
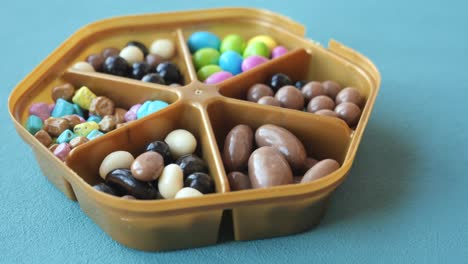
[8,8,381,251]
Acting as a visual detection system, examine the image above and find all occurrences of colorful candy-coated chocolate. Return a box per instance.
[187,31,221,53]
[72,86,97,110]
[25,115,43,135]
[243,41,270,58]
[247,35,277,50]
[48,104,55,114]
[73,121,99,137]
[29,102,50,121]
[56,129,76,144]
[124,104,141,122]
[219,51,243,75]
[220,34,246,54]
[53,143,71,161]
[241,56,268,72]
[193,48,220,70]
[205,71,233,84]
[87,115,102,123]
[51,98,75,118]
[197,65,222,81]
[271,46,288,59]
[87,129,105,140]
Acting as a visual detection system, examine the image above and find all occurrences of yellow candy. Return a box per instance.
[247,35,277,51]
[73,121,99,137]
[72,86,97,110]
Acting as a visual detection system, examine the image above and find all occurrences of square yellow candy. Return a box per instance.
[72,86,97,110]
[73,121,99,137]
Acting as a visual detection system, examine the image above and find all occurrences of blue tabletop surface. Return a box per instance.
[1,0,467,263]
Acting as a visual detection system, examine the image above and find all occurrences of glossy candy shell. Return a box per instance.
[8,8,380,251]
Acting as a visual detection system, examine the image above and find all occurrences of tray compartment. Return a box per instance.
[206,99,351,240]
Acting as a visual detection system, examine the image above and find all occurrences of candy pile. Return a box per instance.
[187,32,289,84]
[24,83,169,161]
[222,124,340,191]
[245,73,365,127]
[71,39,184,85]
[94,129,215,200]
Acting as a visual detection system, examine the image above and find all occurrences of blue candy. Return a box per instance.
[51,98,74,118]
[73,104,84,117]
[187,31,221,53]
[87,115,102,123]
[219,51,243,75]
[86,129,104,140]
[136,101,151,119]
[56,129,76,143]
[25,115,43,134]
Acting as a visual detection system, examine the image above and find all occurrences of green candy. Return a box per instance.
[243,41,270,58]
[220,34,246,54]
[193,48,220,70]
[197,65,222,81]
[25,115,43,135]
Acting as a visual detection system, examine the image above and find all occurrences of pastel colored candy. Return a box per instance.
[193,48,220,70]
[48,104,55,114]
[56,129,76,144]
[247,35,277,50]
[187,31,221,53]
[220,34,246,54]
[125,104,141,122]
[219,51,243,75]
[137,100,169,119]
[73,104,84,117]
[25,115,43,135]
[72,86,97,110]
[87,129,105,140]
[136,101,151,119]
[271,46,288,59]
[205,71,233,84]
[29,102,50,121]
[197,65,222,81]
[241,56,268,72]
[51,98,75,118]
[53,143,71,161]
[87,115,102,123]
[73,121,99,137]
[243,41,270,58]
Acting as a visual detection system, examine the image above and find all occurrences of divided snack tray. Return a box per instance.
[8,8,380,251]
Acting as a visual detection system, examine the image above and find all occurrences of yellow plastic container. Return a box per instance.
[8,8,380,251]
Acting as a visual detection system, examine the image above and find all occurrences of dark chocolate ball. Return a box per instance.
[184,172,214,194]
[294,80,307,89]
[105,169,159,200]
[156,62,182,84]
[176,154,208,178]
[141,73,165,85]
[130,62,150,80]
[103,56,130,77]
[146,141,172,165]
[93,183,117,196]
[126,41,149,57]
[270,73,292,92]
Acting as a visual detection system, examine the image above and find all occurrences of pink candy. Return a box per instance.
[241,56,268,72]
[29,103,50,121]
[205,71,233,84]
[125,104,142,122]
[48,104,55,114]
[54,143,71,161]
[271,46,288,59]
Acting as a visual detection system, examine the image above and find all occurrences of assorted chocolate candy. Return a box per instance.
[222,124,340,191]
[71,39,184,85]
[187,31,289,84]
[94,129,215,200]
[24,83,170,161]
[245,73,365,127]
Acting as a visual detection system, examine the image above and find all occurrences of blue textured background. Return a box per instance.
[2,0,467,263]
